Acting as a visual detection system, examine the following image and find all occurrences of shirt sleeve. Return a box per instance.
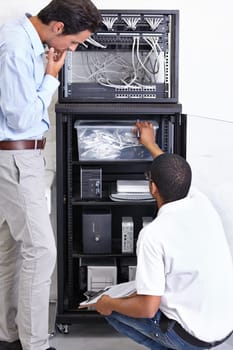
[1,51,59,132]
[136,227,165,296]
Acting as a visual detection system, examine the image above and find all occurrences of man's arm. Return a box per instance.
[94,293,161,318]
[135,121,164,158]
[94,121,163,318]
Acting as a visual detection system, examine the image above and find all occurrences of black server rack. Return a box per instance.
[58,10,179,104]
[55,9,186,330]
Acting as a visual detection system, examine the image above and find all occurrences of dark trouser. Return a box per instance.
[106,310,232,350]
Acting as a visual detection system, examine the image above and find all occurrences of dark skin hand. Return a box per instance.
[135,121,164,158]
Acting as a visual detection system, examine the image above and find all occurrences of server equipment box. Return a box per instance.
[82,211,112,254]
[59,10,179,103]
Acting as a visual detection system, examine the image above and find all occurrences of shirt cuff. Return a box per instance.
[43,74,60,94]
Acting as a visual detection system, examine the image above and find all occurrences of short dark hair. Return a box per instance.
[150,153,192,203]
[37,0,102,34]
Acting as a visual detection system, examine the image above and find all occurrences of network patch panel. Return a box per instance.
[59,10,179,103]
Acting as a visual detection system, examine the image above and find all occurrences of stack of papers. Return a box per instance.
[79,280,136,308]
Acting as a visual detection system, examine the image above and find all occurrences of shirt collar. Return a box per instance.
[20,13,45,57]
[157,193,190,216]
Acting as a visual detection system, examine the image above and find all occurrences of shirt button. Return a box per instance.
[154,320,157,324]
[155,333,159,337]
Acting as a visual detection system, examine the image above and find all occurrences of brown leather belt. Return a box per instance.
[0,139,46,150]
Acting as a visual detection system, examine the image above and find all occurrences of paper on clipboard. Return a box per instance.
[79,280,136,308]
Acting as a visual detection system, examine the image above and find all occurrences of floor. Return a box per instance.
[50,318,145,350]
[49,317,233,350]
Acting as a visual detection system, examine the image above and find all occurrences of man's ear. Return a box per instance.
[150,181,158,197]
[52,21,64,34]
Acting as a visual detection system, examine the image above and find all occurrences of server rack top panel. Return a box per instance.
[59,9,179,104]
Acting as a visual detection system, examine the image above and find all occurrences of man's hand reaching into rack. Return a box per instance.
[135,121,164,158]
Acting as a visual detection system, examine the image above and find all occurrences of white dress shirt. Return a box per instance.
[136,188,233,342]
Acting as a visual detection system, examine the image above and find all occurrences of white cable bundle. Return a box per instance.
[86,37,107,49]
[72,34,165,87]
[122,17,140,30]
[145,17,163,31]
[102,17,118,31]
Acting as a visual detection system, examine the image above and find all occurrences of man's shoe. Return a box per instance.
[46,348,56,350]
[0,340,22,350]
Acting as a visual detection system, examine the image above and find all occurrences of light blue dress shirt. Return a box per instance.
[0,14,60,140]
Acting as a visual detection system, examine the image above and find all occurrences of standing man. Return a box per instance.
[0,1,101,350]
[95,121,233,350]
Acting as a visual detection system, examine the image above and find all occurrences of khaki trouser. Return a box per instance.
[0,150,56,350]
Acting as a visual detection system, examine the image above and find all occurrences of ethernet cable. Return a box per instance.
[73,52,133,84]
[102,16,118,31]
[70,34,164,88]
[86,37,107,49]
[145,17,163,31]
[144,36,164,80]
[122,17,140,30]
[135,36,159,76]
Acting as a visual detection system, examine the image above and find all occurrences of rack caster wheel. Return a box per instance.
[56,323,70,334]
